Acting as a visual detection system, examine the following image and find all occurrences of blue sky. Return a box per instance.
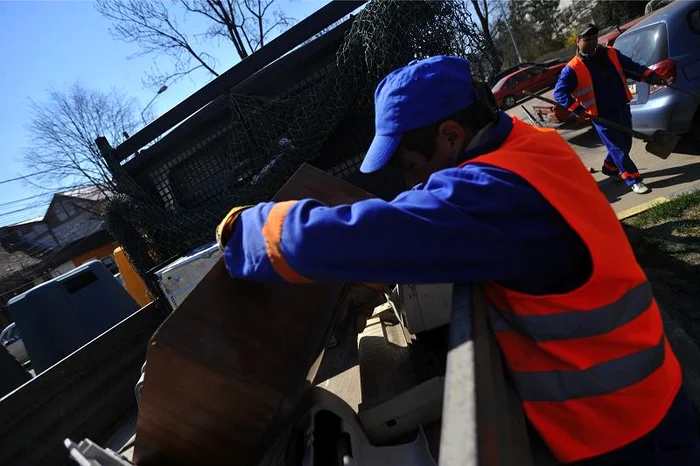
[0,0,327,226]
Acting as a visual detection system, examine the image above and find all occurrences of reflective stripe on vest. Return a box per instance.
[463,118,681,463]
[488,281,653,342]
[513,335,666,402]
[566,47,632,116]
[487,281,663,403]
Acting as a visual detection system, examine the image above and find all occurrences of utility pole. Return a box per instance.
[496,0,524,64]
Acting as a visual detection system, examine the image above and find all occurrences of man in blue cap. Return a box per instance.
[216,56,698,465]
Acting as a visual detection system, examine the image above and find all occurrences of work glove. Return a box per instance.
[567,106,590,123]
[216,205,253,251]
[648,74,667,86]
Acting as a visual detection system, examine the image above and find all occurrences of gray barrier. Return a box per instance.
[0,303,165,466]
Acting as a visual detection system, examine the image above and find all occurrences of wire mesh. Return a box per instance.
[104,0,502,287]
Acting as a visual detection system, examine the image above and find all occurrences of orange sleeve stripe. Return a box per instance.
[262,201,313,284]
[363,283,388,292]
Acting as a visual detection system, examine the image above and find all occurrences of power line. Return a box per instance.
[0,183,105,228]
[0,200,50,215]
[0,169,55,185]
[0,192,54,208]
[0,206,44,219]
[0,213,48,228]
[0,183,94,208]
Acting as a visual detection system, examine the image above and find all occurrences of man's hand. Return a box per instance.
[648,74,667,86]
[565,106,590,123]
[216,205,253,251]
[564,111,579,122]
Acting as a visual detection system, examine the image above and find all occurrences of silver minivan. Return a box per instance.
[615,0,700,140]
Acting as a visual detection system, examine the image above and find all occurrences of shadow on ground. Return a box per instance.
[673,134,700,156]
[597,150,700,203]
[566,126,603,148]
[625,218,700,342]
[598,177,631,204]
[643,160,700,191]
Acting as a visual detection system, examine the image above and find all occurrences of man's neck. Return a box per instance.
[578,45,601,58]
[456,111,513,165]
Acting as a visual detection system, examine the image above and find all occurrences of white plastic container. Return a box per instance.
[154,242,222,310]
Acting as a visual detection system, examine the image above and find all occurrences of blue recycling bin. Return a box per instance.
[8,260,139,374]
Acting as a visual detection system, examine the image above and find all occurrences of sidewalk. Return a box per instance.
[508,93,700,215]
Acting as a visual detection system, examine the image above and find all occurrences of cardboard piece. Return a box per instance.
[134,164,374,466]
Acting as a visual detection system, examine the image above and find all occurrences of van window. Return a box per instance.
[689,8,700,34]
[614,22,669,67]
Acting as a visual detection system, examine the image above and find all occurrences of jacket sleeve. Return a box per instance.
[553,66,583,113]
[223,164,573,285]
[617,51,659,82]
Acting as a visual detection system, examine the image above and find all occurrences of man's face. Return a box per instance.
[394,120,469,188]
[394,147,451,188]
[577,34,598,54]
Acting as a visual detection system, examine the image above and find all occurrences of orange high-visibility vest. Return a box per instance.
[460,117,681,463]
[566,47,633,115]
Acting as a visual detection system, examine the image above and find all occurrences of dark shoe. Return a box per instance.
[602,166,623,182]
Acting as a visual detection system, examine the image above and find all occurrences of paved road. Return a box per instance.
[507,92,700,215]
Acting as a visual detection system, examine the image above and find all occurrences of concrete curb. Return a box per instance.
[617,196,671,220]
[616,184,700,221]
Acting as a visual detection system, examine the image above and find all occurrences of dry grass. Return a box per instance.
[623,189,700,343]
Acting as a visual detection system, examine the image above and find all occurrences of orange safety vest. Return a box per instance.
[460,117,681,463]
[566,47,633,116]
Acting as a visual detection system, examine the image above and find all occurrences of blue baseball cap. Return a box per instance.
[360,55,477,174]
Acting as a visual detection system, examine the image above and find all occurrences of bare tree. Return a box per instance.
[96,0,295,88]
[23,83,143,193]
[470,0,502,72]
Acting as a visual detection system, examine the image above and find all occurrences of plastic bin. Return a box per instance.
[8,260,140,373]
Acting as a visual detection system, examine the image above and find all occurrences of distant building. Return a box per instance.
[0,246,43,328]
[0,186,119,323]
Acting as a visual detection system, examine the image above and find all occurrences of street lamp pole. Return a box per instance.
[497,0,524,64]
[141,85,168,126]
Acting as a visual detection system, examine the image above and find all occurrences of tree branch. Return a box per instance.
[23,83,141,193]
[97,0,296,83]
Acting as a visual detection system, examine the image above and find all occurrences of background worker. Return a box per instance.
[554,24,667,194]
[216,56,699,465]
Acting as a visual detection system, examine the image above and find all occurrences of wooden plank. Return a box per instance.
[272,163,374,203]
[134,164,374,466]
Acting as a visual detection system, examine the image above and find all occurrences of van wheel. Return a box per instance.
[691,108,700,141]
[504,95,516,108]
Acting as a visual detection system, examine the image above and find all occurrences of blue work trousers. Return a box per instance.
[594,105,642,186]
[578,388,700,466]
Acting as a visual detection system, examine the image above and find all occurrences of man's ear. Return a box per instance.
[438,120,470,148]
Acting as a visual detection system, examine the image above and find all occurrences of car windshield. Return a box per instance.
[614,22,668,67]
[492,76,508,90]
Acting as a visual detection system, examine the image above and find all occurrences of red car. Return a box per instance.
[491,63,566,109]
